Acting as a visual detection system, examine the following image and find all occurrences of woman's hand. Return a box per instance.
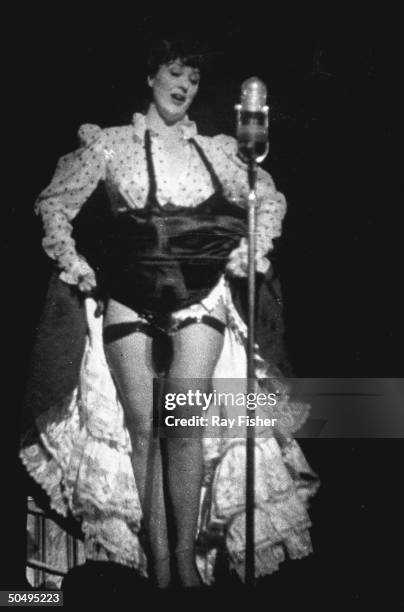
[77,270,97,294]
[226,239,271,278]
[77,271,104,317]
[94,300,105,317]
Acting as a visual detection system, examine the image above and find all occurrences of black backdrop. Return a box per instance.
[3,9,402,605]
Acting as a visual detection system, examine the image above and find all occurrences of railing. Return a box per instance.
[26,497,81,588]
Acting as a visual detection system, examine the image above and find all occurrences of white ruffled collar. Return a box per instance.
[132,112,197,141]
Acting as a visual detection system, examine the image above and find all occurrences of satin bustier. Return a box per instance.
[94,131,247,315]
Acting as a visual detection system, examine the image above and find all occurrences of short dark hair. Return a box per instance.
[147,38,205,77]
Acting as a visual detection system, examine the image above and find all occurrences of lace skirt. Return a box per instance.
[20,276,319,585]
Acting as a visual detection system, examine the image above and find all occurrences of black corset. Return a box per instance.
[78,130,247,316]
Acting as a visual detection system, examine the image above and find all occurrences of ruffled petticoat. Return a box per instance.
[20,276,319,585]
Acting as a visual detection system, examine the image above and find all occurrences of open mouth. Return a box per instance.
[171,93,186,105]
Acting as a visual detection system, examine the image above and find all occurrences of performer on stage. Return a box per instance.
[21,38,318,589]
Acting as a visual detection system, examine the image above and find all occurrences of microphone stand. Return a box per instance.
[245,160,258,588]
[235,78,269,588]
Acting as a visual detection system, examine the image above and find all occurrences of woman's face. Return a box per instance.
[148,59,200,124]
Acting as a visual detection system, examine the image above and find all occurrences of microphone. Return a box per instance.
[235,77,269,164]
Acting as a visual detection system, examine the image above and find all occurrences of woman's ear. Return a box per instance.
[147,76,154,88]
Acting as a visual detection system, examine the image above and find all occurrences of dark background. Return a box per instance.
[2,8,402,605]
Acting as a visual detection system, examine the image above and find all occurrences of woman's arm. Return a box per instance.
[35,124,107,292]
[206,134,287,277]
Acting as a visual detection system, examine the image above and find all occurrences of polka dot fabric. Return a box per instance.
[35,113,287,285]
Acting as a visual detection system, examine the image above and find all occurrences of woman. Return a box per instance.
[21,40,318,589]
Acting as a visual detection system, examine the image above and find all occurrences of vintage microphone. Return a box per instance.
[235,77,269,587]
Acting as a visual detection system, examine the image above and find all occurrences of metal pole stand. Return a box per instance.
[245,161,258,588]
[235,76,269,588]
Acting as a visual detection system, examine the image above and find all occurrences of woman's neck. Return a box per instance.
[145,104,184,139]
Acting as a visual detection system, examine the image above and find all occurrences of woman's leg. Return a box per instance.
[164,319,224,587]
[103,300,170,588]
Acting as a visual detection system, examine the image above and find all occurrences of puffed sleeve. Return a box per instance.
[35,124,107,286]
[208,134,287,275]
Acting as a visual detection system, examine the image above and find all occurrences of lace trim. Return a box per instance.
[170,275,227,324]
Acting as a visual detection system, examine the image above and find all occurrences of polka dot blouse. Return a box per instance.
[35,113,287,285]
